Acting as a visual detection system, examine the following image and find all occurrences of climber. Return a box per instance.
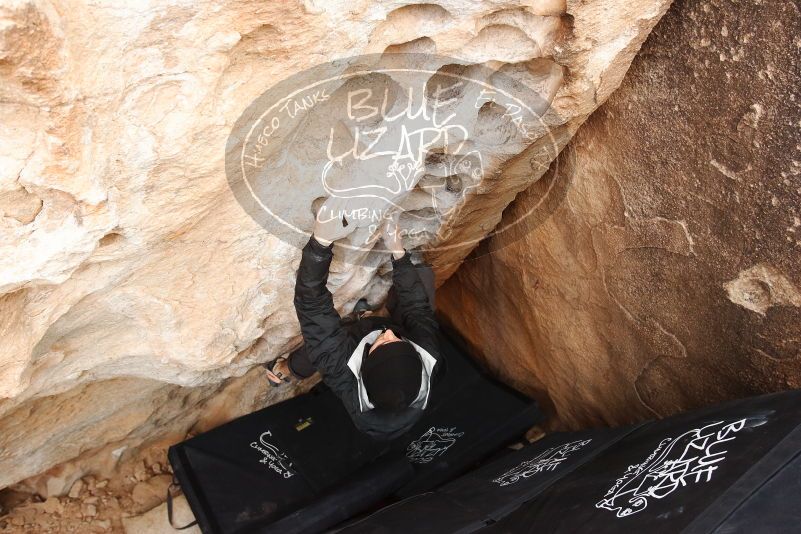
[264,208,441,440]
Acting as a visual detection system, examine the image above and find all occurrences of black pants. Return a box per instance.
[288,263,436,379]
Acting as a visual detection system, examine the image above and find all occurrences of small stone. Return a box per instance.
[95,480,108,489]
[68,479,84,499]
[84,496,99,504]
[525,425,547,443]
[94,519,111,531]
[45,476,68,498]
[41,497,63,515]
[133,462,149,482]
[83,504,97,517]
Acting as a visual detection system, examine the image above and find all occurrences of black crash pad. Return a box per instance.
[335,426,637,533]
[168,385,390,534]
[168,330,541,534]
[259,454,413,534]
[396,332,543,496]
[710,451,801,533]
[484,388,801,533]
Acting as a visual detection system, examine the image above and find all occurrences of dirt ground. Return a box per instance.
[0,445,174,533]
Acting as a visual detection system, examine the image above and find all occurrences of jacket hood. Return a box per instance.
[347,329,437,413]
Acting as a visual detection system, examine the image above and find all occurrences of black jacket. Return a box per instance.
[294,236,441,441]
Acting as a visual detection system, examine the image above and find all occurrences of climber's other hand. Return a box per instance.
[381,211,405,259]
[313,197,354,245]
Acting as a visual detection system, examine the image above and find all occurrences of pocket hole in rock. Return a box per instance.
[446,174,463,193]
[99,232,124,248]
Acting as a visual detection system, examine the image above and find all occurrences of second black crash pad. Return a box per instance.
[168,329,541,534]
[484,388,801,533]
[335,425,638,534]
[335,388,801,534]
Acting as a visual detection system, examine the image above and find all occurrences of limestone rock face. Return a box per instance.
[439,0,801,429]
[0,0,669,487]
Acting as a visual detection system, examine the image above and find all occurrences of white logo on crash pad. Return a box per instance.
[493,439,593,486]
[407,426,464,464]
[250,430,295,479]
[596,418,751,518]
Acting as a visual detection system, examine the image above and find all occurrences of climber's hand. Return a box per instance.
[381,211,405,260]
[313,197,354,245]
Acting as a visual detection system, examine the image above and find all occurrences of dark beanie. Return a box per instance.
[362,340,422,412]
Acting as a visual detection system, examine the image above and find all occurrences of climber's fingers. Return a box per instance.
[381,210,403,254]
[312,196,350,244]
